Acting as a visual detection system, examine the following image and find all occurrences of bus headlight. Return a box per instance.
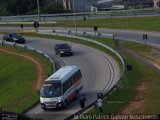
[58,100,62,107]
[58,99,62,103]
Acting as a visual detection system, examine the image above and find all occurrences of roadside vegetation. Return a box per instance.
[22,33,160,115]
[0,0,65,16]
[2,16,160,32]
[121,42,160,113]
[1,13,160,116]
[87,40,160,114]
[0,45,52,113]
[59,34,160,115]
[56,16,160,32]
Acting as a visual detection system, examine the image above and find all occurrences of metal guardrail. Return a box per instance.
[0,40,56,119]
[1,9,160,22]
[0,31,125,119]
[38,30,124,81]
[37,30,125,120]
[0,41,55,73]
[39,29,114,39]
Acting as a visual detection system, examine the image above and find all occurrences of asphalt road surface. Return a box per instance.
[49,27,160,47]
[0,26,160,47]
[0,34,120,120]
[1,26,160,119]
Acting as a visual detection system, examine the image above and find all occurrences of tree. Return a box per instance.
[7,0,30,15]
[0,0,65,16]
[42,1,64,14]
[0,0,10,15]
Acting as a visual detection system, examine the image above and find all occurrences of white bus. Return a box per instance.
[40,66,83,110]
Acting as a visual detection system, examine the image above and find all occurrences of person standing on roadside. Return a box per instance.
[97,96,103,113]
[79,94,86,108]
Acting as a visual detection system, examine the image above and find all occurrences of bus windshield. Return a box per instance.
[40,82,62,98]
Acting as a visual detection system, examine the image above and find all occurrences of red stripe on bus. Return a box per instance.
[67,91,76,102]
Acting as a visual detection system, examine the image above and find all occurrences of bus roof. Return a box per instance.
[45,66,80,83]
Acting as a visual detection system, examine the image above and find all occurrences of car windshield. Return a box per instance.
[40,82,62,98]
[12,33,21,37]
[59,44,70,49]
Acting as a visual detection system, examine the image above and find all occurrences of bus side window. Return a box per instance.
[75,75,77,82]
[78,70,82,79]
[76,72,79,80]
[73,74,77,82]
[63,82,67,93]
[67,80,72,90]
[71,76,75,84]
[75,72,80,81]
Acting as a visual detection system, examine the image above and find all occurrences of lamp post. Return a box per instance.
[37,0,40,21]
[73,0,77,36]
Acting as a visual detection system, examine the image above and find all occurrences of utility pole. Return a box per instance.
[73,0,77,36]
[37,0,40,21]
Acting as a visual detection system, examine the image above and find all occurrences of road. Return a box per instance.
[0,11,160,22]
[0,34,120,120]
[0,27,160,47]
[1,26,159,120]
[48,27,160,47]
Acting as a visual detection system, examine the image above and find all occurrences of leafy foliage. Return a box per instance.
[0,0,65,16]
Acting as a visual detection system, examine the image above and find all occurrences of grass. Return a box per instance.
[20,33,160,115]
[0,49,37,113]
[87,50,141,114]
[87,40,160,115]
[0,13,159,119]
[2,16,160,32]
[3,16,160,32]
[55,16,160,32]
[123,42,160,113]
[20,33,127,115]
[0,45,52,113]
[1,30,159,116]
[86,36,115,48]
[0,13,159,120]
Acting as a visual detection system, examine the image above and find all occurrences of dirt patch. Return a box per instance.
[119,44,160,114]
[120,82,147,114]
[0,48,43,90]
[143,48,160,70]
[137,48,160,69]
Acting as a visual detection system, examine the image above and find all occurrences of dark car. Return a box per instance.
[3,33,26,44]
[55,43,73,57]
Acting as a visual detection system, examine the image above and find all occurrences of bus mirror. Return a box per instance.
[38,90,40,95]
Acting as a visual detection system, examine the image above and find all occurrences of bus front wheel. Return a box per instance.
[64,100,68,108]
